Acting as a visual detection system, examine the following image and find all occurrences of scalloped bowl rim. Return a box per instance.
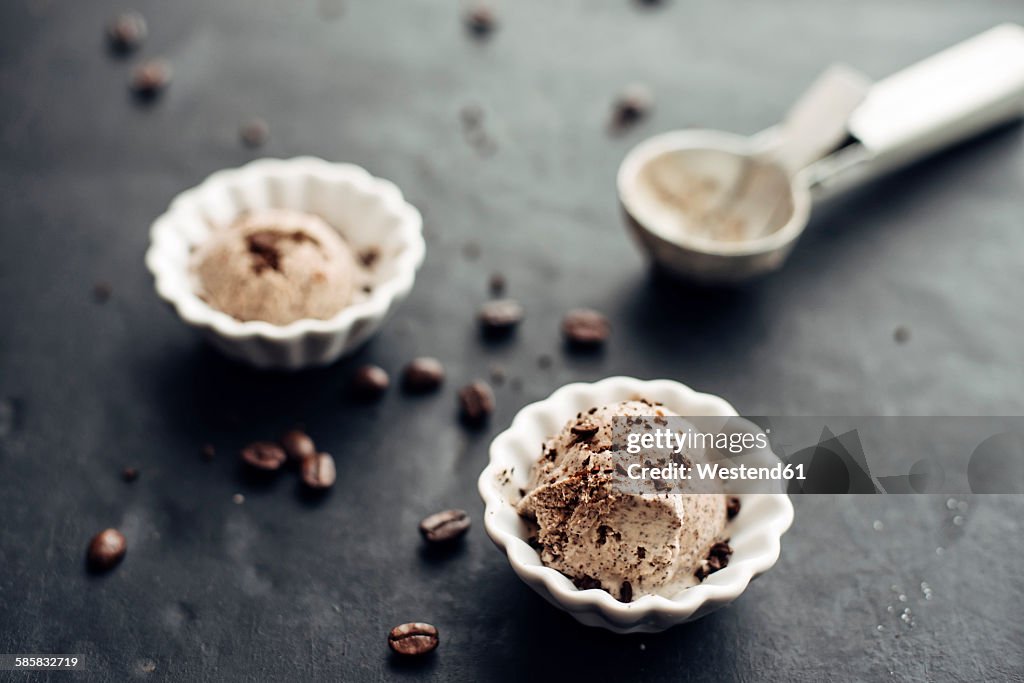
[479,376,794,626]
[144,156,425,342]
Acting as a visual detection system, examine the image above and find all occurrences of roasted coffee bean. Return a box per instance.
[562,308,610,347]
[280,430,316,463]
[240,441,287,471]
[458,381,495,425]
[121,467,139,483]
[388,622,439,656]
[612,84,653,126]
[352,364,389,400]
[726,496,741,520]
[87,528,127,571]
[107,11,147,53]
[130,59,171,99]
[301,452,336,489]
[419,509,471,543]
[464,5,496,37]
[402,357,445,393]
[239,118,269,148]
[478,299,523,334]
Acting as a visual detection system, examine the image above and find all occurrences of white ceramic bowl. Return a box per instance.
[146,157,425,369]
[478,376,794,633]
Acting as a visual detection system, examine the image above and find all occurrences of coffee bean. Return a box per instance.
[121,467,139,483]
[388,622,439,656]
[239,118,269,148]
[402,358,444,393]
[280,430,316,464]
[130,59,171,99]
[352,364,389,400]
[107,11,147,53]
[562,308,610,347]
[488,272,506,296]
[200,443,216,461]
[478,299,523,335]
[458,381,494,425]
[465,5,496,37]
[240,441,287,471]
[726,496,741,520]
[87,528,127,572]
[612,84,653,127]
[301,452,336,489]
[419,509,471,544]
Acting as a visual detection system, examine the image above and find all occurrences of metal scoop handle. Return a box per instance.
[809,23,1024,197]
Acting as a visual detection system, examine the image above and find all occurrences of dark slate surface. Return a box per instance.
[1,1,1023,681]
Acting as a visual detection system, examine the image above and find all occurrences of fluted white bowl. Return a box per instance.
[146,157,425,369]
[479,376,794,633]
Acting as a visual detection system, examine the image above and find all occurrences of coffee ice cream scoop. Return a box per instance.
[191,208,359,325]
[517,401,727,601]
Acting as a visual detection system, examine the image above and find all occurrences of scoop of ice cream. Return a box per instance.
[191,209,358,325]
[517,400,727,601]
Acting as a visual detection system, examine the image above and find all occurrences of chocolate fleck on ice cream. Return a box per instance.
[191,209,365,326]
[517,400,731,601]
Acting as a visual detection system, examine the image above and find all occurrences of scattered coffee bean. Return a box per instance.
[240,441,287,471]
[352,364,389,400]
[402,358,445,393]
[107,11,147,53]
[200,443,216,461]
[130,59,172,99]
[612,84,653,127]
[727,496,741,520]
[478,298,523,335]
[562,308,610,347]
[458,381,495,425]
[465,5,497,38]
[87,528,127,572]
[388,622,439,656]
[280,429,316,464]
[93,281,112,303]
[419,509,471,544]
[121,467,139,483]
[894,326,911,344]
[301,452,336,489]
[488,272,506,296]
[619,581,634,603]
[239,118,269,148]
